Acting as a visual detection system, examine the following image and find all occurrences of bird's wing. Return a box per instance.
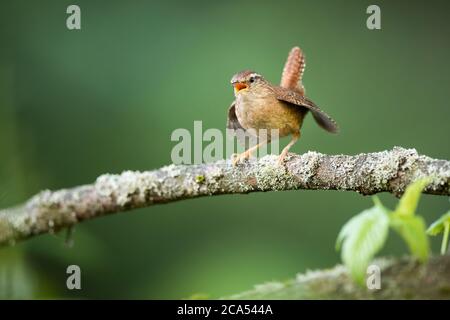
[227,101,244,131]
[280,46,306,95]
[227,101,249,144]
[274,86,339,133]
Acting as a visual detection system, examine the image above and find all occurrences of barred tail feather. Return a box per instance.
[280,46,306,95]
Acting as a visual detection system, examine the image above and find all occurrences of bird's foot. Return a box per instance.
[231,151,252,166]
[276,151,289,166]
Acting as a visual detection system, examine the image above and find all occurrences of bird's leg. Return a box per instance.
[277,131,300,165]
[231,141,266,166]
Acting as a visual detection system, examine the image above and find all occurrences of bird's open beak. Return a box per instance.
[233,82,248,93]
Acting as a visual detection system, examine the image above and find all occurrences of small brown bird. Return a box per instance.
[227,46,338,166]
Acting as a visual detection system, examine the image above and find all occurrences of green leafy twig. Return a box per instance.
[336,178,431,285]
[336,198,389,284]
[389,178,431,262]
[427,211,450,255]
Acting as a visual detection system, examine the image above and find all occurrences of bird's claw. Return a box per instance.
[276,152,289,167]
[276,157,285,166]
[231,153,240,167]
[231,152,250,167]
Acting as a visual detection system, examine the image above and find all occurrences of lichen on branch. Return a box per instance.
[225,255,450,300]
[0,147,449,246]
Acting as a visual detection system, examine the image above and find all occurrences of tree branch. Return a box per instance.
[225,255,450,299]
[0,147,449,246]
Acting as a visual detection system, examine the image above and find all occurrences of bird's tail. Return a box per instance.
[280,46,305,95]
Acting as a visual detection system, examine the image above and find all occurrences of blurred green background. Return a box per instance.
[0,0,449,299]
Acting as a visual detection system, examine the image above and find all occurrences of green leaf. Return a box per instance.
[427,211,450,255]
[388,178,431,262]
[336,202,390,285]
[0,248,35,299]
[427,211,450,235]
[441,222,450,255]
[390,215,429,262]
[395,178,431,217]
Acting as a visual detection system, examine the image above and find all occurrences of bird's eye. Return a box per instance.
[249,77,255,83]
